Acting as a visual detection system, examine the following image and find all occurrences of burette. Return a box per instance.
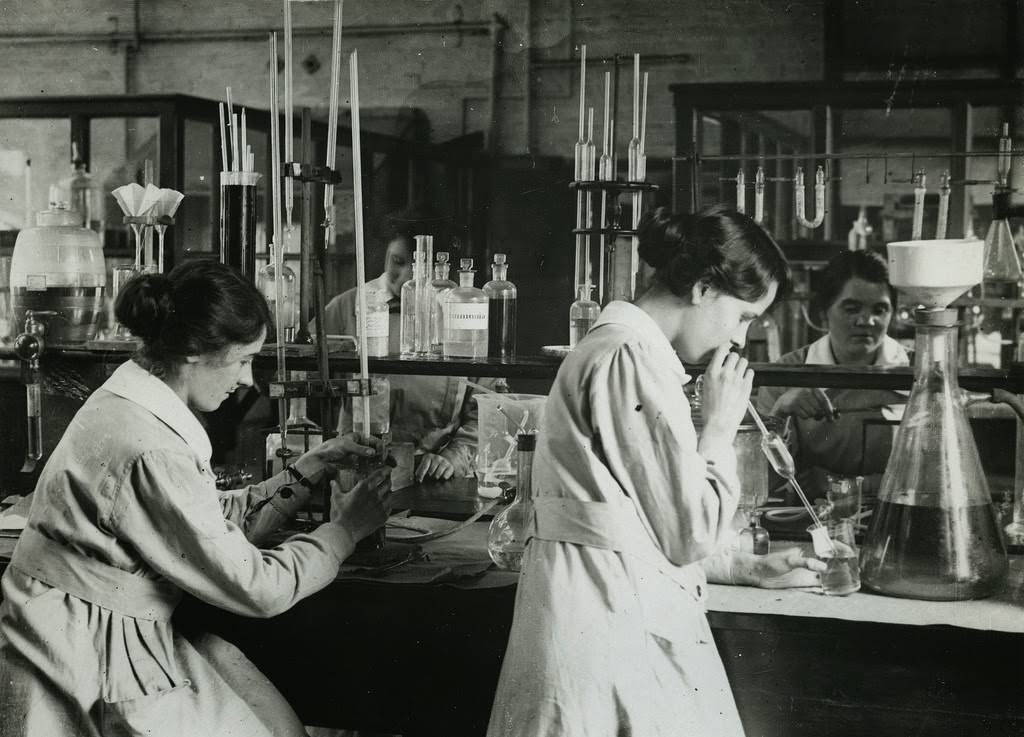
[268,32,290,463]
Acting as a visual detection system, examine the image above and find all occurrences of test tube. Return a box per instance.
[911,170,926,241]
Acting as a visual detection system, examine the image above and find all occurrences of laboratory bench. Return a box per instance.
[179,482,1024,736]
[1,479,1023,735]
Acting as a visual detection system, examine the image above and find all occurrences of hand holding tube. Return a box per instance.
[297,432,384,481]
[329,465,393,541]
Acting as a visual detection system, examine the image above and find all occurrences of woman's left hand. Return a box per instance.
[416,452,455,482]
[302,433,383,478]
[753,547,827,589]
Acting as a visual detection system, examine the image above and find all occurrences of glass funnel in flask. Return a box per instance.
[860,309,1007,600]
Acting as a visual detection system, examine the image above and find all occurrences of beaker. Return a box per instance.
[860,309,1008,600]
[817,519,860,596]
[219,171,261,279]
[473,393,545,498]
[111,265,142,340]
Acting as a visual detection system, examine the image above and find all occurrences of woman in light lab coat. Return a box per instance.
[487,206,825,737]
[0,261,392,737]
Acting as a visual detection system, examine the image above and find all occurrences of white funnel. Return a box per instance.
[887,239,984,310]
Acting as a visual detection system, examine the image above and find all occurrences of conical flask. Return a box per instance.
[860,309,1007,600]
[981,218,1021,298]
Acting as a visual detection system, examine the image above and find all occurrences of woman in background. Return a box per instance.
[0,261,392,737]
[756,250,909,499]
[319,214,506,483]
[488,206,824,737]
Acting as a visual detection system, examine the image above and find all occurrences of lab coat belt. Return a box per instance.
[11,526,182,621]
[528,496,706,604]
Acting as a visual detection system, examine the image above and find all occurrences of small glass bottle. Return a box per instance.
[429,252,456,357]
[256,244,298,343]
[483,253,517,360]
[399,253,421,358]
[739,513,770,555]
[488,433,536,571]
[444,258,488,359]
[358,287,389,358]
[569,284,600,347]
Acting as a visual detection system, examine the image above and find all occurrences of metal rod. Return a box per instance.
[676,149,1024,163]
[350,48,371,436]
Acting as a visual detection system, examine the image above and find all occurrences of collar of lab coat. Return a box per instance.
[592,301,690,384]
[804,333,910,367]
[103,360,213,463]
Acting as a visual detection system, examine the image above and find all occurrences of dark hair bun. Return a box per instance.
[637,207,690,270]
[636,204,791,304]
[114,272,174,342]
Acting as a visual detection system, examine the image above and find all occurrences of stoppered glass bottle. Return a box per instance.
[399,253,422,357]
[429,252,456,357]
[483,253,517,359]
[569,284,600,347]
[443,258,488,359]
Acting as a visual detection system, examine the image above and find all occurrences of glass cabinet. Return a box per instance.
[0,94,489,319]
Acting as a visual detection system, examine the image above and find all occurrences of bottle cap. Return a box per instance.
[494,253,506,265]
[460,258,474,270]
[437,251,449,264]
[517,433,536,451]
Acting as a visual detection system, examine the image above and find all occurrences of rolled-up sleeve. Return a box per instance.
[109,450,352,618]
[588,343,740,567]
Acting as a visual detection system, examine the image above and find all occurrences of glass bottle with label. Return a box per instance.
[429,252,456,357]
[358,287,389,357]
[483,253,517,359]
[569,283,600,347]
[444,258,488,359]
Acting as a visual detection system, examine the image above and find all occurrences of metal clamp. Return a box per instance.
[267,376,380,400]
[283,162,344,186]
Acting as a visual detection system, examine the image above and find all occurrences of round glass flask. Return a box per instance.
[860,308,1007,600]
[487,433,536,571]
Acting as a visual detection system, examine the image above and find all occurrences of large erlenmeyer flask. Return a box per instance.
[860,309,1007,600]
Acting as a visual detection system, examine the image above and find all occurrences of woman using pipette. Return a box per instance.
[488,206,824,737]
[318,211,506,482]
[0,261,392,737]
[756,250,908,499]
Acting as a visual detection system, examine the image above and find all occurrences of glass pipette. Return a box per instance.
[746,400,835,554]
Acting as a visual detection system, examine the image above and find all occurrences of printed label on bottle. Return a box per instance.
[447,303,488,330]
[26,275,46,291]
[366,310,389,338]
